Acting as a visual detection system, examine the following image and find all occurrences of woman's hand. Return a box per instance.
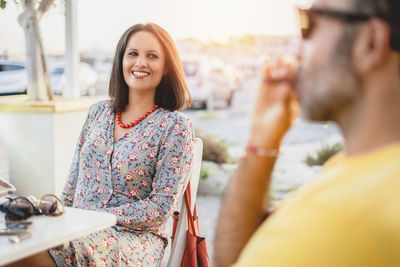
[250,57,300,149]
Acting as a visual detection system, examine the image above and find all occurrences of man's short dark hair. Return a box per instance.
[354,0,400,50]
[354,0,397,22]
[354,0,400,73]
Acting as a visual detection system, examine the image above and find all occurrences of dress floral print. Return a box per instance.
[49,100,194,267]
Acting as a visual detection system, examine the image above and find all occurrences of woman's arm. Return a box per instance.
[102,116,194,230]
[60,104,98,207]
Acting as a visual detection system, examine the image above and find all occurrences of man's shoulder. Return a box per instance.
[322,152,345,169]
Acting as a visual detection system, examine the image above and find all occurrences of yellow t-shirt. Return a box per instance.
[234,142,400,267]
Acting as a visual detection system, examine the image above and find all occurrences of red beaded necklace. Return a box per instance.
[116,105,159,129]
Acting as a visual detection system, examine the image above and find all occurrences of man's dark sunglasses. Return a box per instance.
[297,7,400,51]
[0,194,65,221]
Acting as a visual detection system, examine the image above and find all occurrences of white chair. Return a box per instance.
[162,138,203,267]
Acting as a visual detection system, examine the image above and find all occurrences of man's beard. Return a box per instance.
[297,28,362,122]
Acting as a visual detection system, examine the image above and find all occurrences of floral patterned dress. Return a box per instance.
[49,100,194,267]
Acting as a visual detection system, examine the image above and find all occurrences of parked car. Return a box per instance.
[235,57,264,79]
[48,61,98,96]
[0,61,28,95]
[208,64,242,107]
[182,55,211,109]
[0,60,98,96]
[182,55,241,109]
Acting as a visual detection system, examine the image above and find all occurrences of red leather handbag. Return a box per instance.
[171,181,210,267]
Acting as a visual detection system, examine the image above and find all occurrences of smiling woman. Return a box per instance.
[6,23,195,267]
[51,23,194,267]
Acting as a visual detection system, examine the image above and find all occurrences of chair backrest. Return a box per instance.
[162,138,203,267]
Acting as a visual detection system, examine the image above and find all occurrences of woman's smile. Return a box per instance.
[132,70,150,79]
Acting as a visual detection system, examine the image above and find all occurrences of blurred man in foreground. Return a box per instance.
[214,0,400,266]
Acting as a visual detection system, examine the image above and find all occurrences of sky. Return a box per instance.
[0,0,312,56]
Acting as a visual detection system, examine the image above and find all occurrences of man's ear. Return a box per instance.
[353,18,392,74]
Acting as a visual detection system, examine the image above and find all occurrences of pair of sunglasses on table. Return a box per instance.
[297,7,400,51]
[0,194,64,221]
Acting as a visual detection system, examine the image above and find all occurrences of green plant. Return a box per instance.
[200,165,215,180]
[195,129,228,164]
[226,153,239,164]
[305,142,344,166]
[197,112,218,120]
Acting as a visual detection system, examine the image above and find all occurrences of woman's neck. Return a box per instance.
[124,90,156,115]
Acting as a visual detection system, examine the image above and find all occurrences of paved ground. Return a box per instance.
[195,195,222,260]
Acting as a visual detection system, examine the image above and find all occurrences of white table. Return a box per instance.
[0,207,117,265]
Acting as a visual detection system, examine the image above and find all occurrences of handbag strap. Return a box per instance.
[184,181,200,236]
